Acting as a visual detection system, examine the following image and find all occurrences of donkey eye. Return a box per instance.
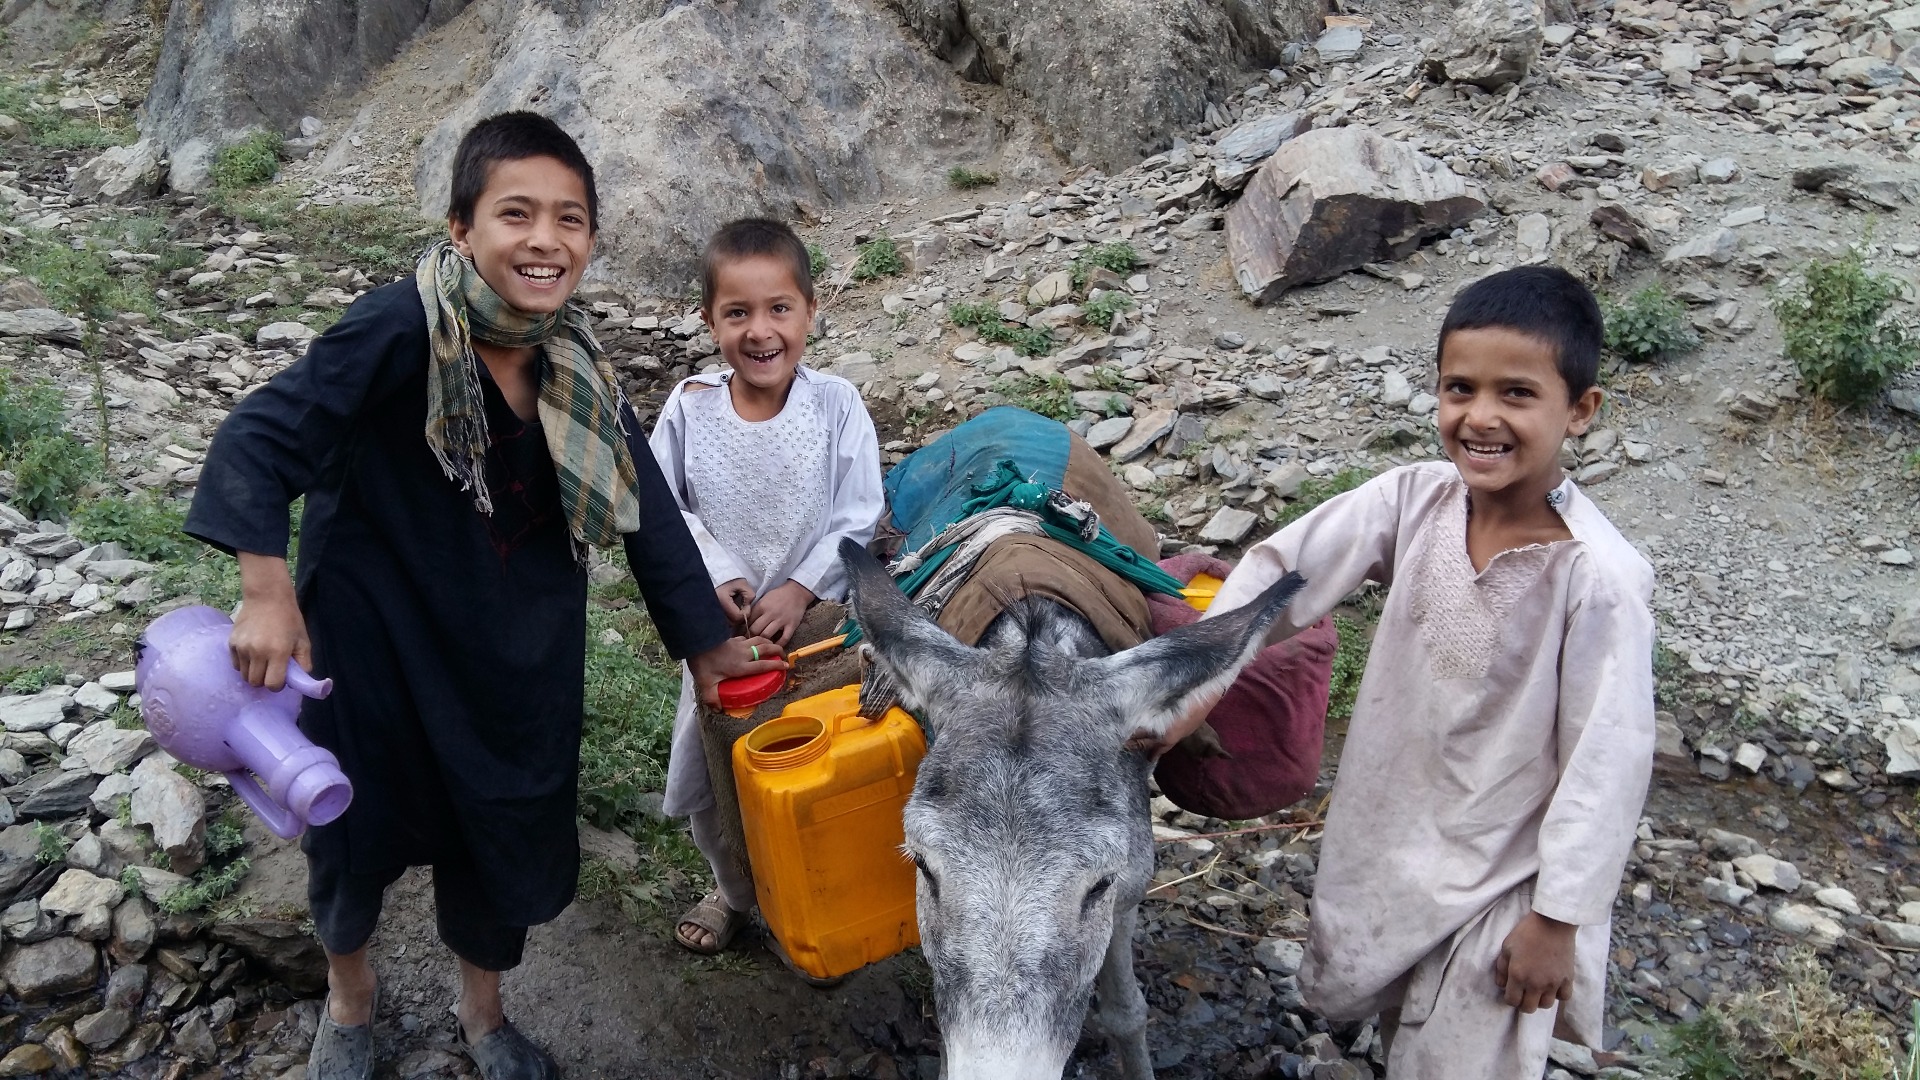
[912,854,940,900]
[1082,875,1114,911]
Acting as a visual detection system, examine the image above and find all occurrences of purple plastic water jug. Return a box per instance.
[135,606,351,839]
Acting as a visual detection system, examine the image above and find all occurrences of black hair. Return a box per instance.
[700,218,814,310]
[1436,265,1603,400]
[447,112,598,232]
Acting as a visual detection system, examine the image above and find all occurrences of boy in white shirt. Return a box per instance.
[1171,266,1655,1077]
[649,219,884,958]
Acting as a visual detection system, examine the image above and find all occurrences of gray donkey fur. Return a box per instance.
[838,538,1306,1080]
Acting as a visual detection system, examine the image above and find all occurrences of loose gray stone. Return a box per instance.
[0,935,98,1001]
[1888,597,1920,651]
[1084,416,1134,451]
[0,823,40,893]
[0,689,74,733]
[1662,228,1739,268]
[1,898,55,943]
[130,756,206,875]
[1109,408,1177,462]
[1733,853,1801,892]
[255,321,317,349]
[17,770,99,819]
[125,865,192,907]
[73,682,121,713]
[1254,937,1305,976]
[103,962,147,1010]
[109,896,157,964]
[74,1007,133,1049]
[66,722,154,775]
[1211,112,1310,191]
[1198,507,1259,546]
[1316,25,1364,64]
[0,308,84,346]
[39,869,123,918]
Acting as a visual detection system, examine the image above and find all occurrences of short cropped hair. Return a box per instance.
[1437,266,1603,400]
[447,112,598,232]
[700,218,814,309]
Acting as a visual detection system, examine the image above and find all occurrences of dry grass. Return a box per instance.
[1691,949,1907,1080]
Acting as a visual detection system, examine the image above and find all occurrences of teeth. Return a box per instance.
[520,267,562,282]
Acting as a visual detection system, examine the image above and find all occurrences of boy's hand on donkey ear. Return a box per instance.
[1494,912,1577,1013]
[688,637,787,708]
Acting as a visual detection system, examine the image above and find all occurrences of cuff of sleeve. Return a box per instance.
[1531,890,1608,927]
[661,609,732,662]
[182,520,288,561]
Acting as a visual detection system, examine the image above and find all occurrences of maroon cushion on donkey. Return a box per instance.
[1148,554,1335,820]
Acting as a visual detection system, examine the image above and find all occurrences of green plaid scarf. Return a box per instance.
[415,240,641,557]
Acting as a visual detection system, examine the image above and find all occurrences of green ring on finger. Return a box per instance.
[750,645,759,662]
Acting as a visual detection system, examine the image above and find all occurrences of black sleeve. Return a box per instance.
[184,283,426,557]
[619,401,733,661]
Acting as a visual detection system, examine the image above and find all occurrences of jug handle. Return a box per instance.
[226,770,305,839]
[283,663,333,701]
[832,713,876,736]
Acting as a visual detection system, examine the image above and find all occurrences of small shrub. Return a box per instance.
[1083,291,1136,330]
[851,237,905,281]
[1603,284,1699,363]
[1664,1014,1745,1080]
[1070,242,1141,291]
[806,242,831,281]
[157,856,252,915]
[10,432,98,519]
[950,301,1054,357]
[990,374,1075,421]
[209,131,282,190]
[6,663,65,694]
[1274,467,1373,528]
[119,865,143,898]
[947,166,999,191]
[0,372,70,450]
[73,495,191,562]
[33,821,69,864]
[205,815,247,859]
[1771,246,1919,406]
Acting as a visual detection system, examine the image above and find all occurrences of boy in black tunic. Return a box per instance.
[185,113,785,1080]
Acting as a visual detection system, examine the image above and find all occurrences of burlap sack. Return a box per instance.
[695,602,864,901]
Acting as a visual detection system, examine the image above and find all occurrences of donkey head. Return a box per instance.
[839,539,1304,1079]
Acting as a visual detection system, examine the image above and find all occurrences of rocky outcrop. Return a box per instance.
[1422,0,1544,90]
[143,0,473,191]
[887,0,1326,171]
[412,0,1008,294]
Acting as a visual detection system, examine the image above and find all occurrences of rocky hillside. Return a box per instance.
[2,0,1920,1077]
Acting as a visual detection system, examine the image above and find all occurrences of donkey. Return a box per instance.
[838,538,1306,1080]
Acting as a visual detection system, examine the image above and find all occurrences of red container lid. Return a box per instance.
[717,670,786,711]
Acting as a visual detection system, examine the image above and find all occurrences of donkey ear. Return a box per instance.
[839,538,984,720]
[1082,572,1308,744]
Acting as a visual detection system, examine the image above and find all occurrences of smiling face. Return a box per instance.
[448,154,594,314]
[1437,326,1602,509]
[702,253,816,417]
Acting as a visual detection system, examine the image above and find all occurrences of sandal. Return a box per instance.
[674,892,748,955]
[766,934,845,990]
[308,982,378,1080]
[455,1015,560,1080]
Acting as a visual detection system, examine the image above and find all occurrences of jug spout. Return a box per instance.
[226,701,352,832]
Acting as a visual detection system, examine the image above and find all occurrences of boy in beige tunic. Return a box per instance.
[1184,267,1655,1077]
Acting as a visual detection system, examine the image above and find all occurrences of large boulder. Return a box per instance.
[1423,0,1544,90]
[70,139,164,204]
[887,0,1325,171]
[142,0,474,190]
[412,0,1006,294]
[1225,127,1485,303]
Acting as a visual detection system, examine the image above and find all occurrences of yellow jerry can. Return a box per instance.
[732,683,925,979]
